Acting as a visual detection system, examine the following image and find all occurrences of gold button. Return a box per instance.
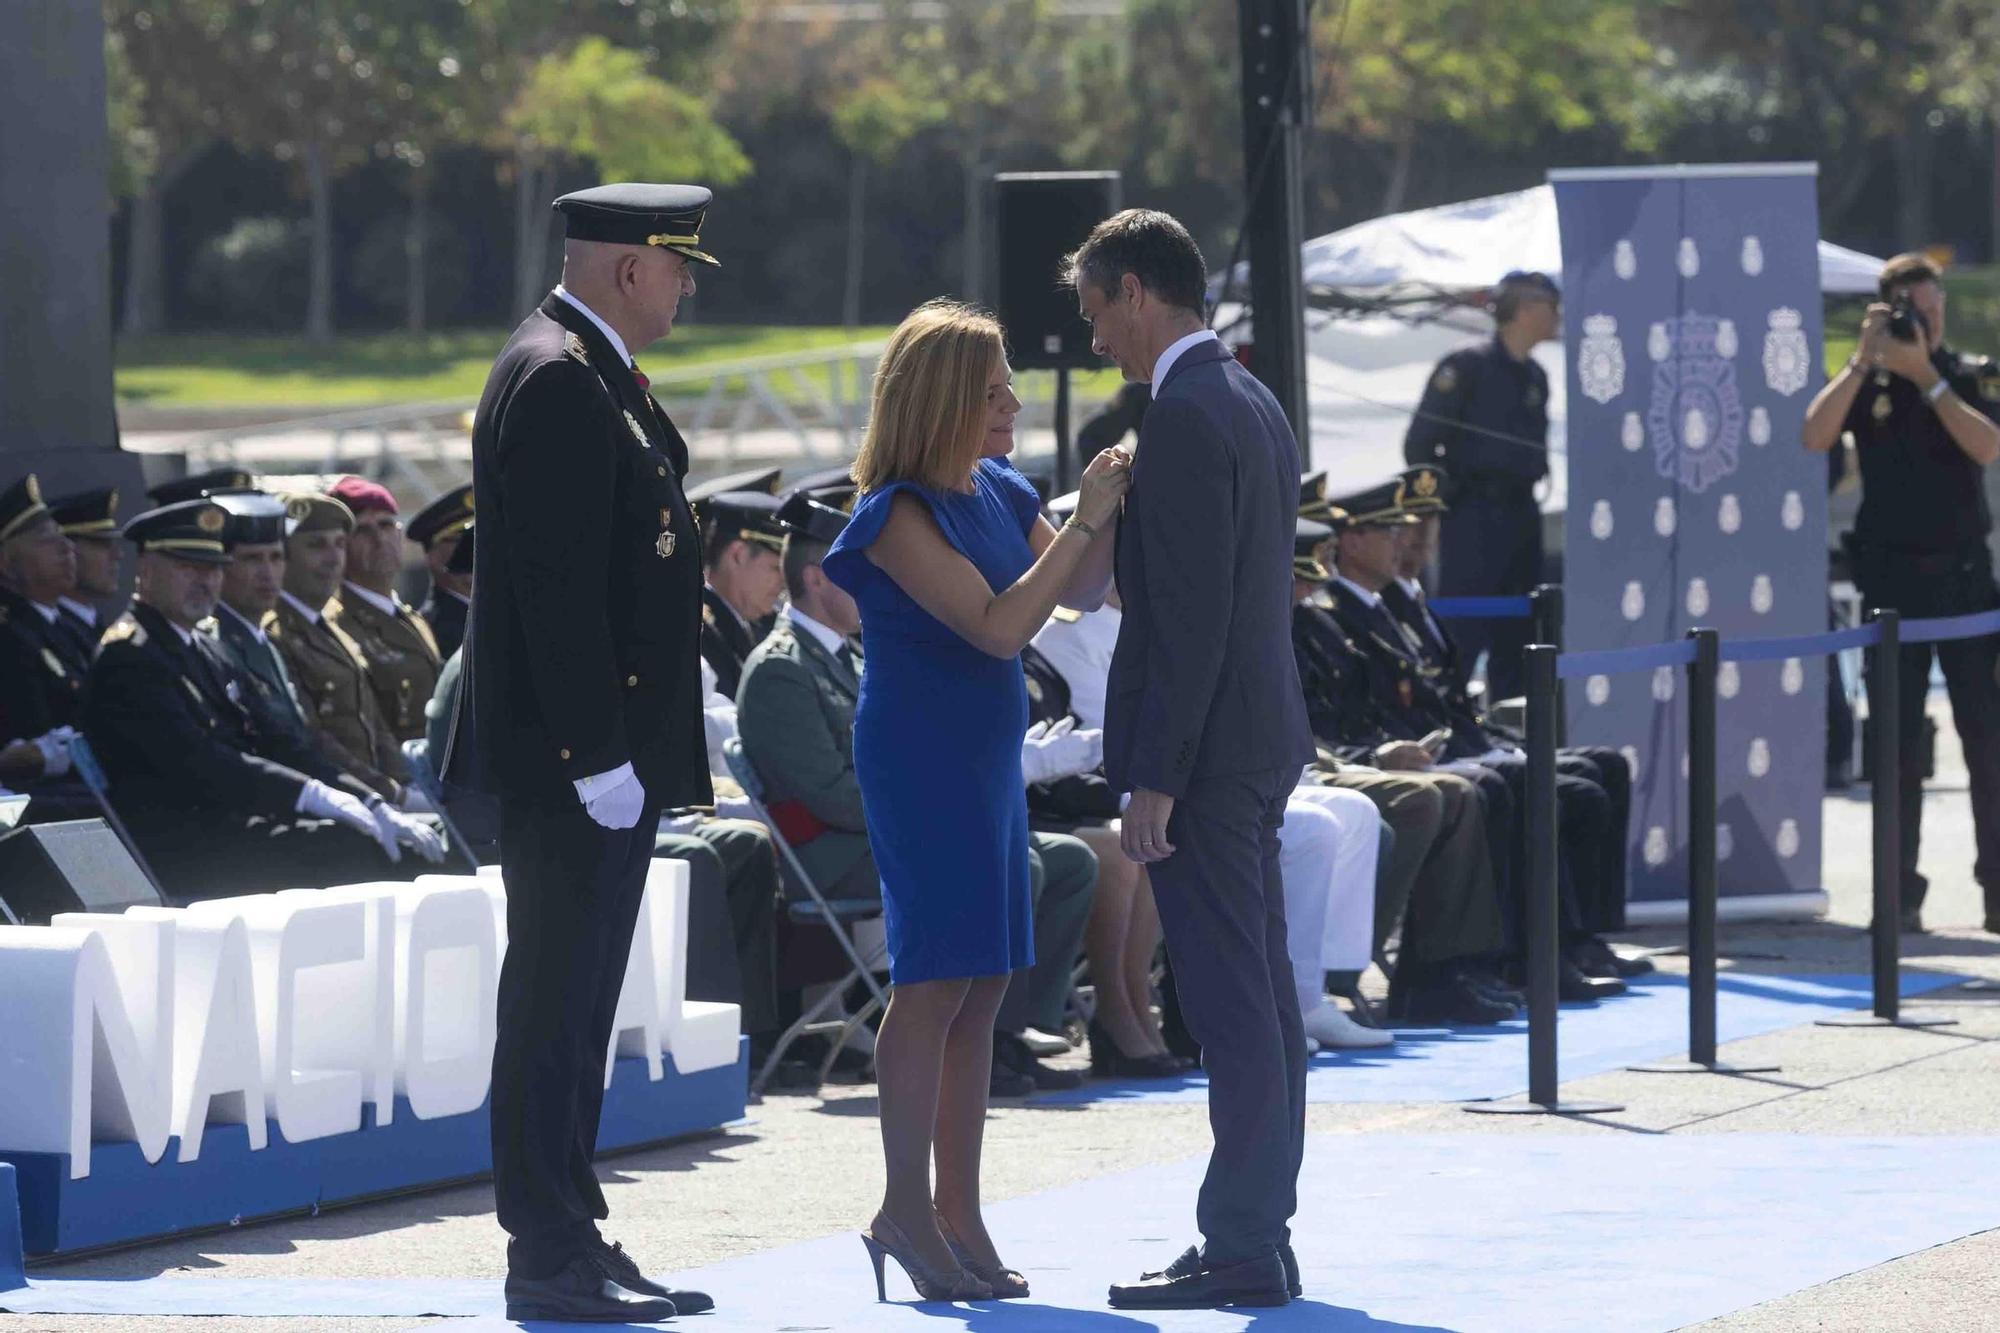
[657,465,667,477]
[626,674,638,686]
[560,747,571,760]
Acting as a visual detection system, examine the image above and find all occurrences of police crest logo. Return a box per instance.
[1578,314,1625,404]
[1762,308,1810,396]
[1644,311,1744,494]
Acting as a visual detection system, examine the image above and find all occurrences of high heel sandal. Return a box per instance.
[860,1212,992,1303]
[934,1209,1030,1299]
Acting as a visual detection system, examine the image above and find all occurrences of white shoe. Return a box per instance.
[1018,1026,1072,1056]
[1302,1002,1393,1049]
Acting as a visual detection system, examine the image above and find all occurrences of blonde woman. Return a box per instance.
[822,300,1130,1302]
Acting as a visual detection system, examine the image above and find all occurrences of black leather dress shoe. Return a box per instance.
[1558,958,1625,1001]
[1279,1241,1302,1298]
[504,1254,676,1323]
[996,1031,1084,1090]
[1389,973,1516,1025]
[1570,937,1653,979]
[1109,1246,1288,1309]
[596,1240,714,1315]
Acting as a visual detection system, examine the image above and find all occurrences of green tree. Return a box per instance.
[831,76,944,328]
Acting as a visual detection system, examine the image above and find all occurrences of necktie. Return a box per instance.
[630,361,650,391]
[837,642,860,677]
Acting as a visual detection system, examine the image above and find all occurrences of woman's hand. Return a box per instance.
[1075,446,1134,529]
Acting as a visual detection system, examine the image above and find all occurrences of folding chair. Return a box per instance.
[65,734,171,902]
[400,738,487,873]
[722,738,888,1095]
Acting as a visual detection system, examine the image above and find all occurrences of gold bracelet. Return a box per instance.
[1063,515,1099,541]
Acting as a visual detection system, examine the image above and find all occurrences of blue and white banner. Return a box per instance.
[1553,163,1827,907]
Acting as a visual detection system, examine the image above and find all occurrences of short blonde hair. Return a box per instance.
[852,299,1005,494]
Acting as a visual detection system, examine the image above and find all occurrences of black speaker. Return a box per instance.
[993,171,1120,370]
[0,818,163,925]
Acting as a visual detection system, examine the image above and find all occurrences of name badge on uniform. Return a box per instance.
[657,508,677,559]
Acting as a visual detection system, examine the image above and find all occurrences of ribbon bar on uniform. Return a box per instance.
[1718,623,1881,663]
[1428,595,1535,620]
[1899,607,2000,645]
[1555,637,1700,680]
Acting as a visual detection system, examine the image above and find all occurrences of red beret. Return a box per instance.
[326,475,398,517]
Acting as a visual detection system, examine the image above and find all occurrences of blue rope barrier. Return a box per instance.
[1555,637,1699,680]
[1900,607,2000,645]
[1718,623,1881,663]
[1428,595,1534,620]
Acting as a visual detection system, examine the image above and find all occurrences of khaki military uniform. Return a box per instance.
[330,586,442,742]
[270,595,409,800]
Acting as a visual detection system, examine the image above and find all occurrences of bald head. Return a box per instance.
[559,239,696,353]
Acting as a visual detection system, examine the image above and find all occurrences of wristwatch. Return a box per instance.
[1925,377,1952,407]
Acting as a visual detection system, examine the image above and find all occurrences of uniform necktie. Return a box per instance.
[630,361,650,391]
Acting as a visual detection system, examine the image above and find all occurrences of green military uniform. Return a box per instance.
[271,594,410,802]
[330,584,442,743]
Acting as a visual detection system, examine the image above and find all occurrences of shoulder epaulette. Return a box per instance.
[563,331,591,365]
[100,616,145,648]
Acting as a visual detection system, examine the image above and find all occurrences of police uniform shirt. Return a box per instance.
[330,580,442,741]
[0,584,90,738]
[1403,336,1550,485]
[1843,346,2000,551]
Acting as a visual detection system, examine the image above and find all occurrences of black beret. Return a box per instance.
[123,499,232,565]
[700,491,786,552]
[1328,480,1416,530]
[148,467,256,507]
[211,491,289,549]
[553,183,719,266]
[0,474,52,544]
[408,483,474,549]
[50,487,121,539]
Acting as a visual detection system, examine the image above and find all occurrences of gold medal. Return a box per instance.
[657,507,676,558]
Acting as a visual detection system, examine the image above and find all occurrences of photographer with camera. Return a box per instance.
[1804,252,2000,934]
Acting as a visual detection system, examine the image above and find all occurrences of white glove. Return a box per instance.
[33,726,76,778]
[374,804,447,862]
[297,778,401,862]
[574,762,647,830]
[1020,716,1104,785]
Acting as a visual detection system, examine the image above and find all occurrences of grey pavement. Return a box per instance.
[7,699,2000,1332]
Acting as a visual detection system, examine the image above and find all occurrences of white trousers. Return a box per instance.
[1279,782,1382,1014]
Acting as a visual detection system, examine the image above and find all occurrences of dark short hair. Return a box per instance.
[1493,271,1559,325]
[781,533,831,600]
[1878,251,1942,301]
[1061,209,1208,316]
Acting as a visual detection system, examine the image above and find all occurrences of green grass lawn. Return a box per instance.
[114,324,896,410]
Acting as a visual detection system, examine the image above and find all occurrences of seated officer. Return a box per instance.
[270,492,412,802]
[408,483,474,660]
[688,468,787,697]
[1324,478,1623,999]
[212,491,400,803]
[49,486,123,647]
[147,466,255,508]
[0,475,95,818]
[81,499,442,901]
[325,476,441,742]
[1385,465,1646,979]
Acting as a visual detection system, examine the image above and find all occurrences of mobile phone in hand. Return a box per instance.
[1418,727,1450,757]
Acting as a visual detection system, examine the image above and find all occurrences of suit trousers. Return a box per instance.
[1436,492,1542,701]
[1147,766,1303,1265]
[998,830,1099,1034]
[1320,769,1503,966]
[1441,758,1607,949]
[493,794,659,1278]
[1557,747,1631,932]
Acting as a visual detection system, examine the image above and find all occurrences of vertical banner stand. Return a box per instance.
[1467,644,1624,1116]
[1632,629,1780,1074]
[1819,610,1956,1029]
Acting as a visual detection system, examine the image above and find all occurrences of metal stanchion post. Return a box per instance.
[1633,629,1778,1075]
[1820,609,1954,1030]
[1532,584,1566,745]
[1467,644,1623,1116]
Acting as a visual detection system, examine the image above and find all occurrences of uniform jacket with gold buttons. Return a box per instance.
[0,583,90,739]
[329,584,441,742]
[269,594,411,800]
[445,292,711,809]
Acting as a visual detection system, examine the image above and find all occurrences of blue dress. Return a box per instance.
[821,457,1040,985]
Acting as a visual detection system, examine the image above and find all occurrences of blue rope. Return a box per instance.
[1718,623,1881,662]
[1556,638,1700,680]
[1900,607,2000,645]
[1428,595,1535,620]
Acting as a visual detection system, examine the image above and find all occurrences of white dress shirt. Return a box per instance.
[554,285,632,367]
[1151,328,1221,397]
[1334,575,1385,610]
[342,580,403,617]
[279,590,324,625]
[787,605,850,662]
[1029,605,1122,731]
[219,601,272,646]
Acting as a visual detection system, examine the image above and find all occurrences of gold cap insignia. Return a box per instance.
[287,497,313,521]
[1414,470,1438,498]
[196,507,226,533]
[462,491,475,512]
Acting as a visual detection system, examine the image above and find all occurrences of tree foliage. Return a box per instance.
[506,37,751,185]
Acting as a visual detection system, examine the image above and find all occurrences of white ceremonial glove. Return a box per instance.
[1020,716,1103,785]
[574,762,647,830]
[374,803,447,863]
[297,778,401,862]
[32,726,76,778]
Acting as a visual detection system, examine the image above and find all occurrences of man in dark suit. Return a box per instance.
[443,182,717,1324]
[81,500,442,901]
[1068,210,1314,1311]
[408,484,474,660]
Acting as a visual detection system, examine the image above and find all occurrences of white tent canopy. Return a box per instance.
[1277,184,1883,505]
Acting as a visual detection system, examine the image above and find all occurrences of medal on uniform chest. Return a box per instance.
[657,508,676,558]
[624,409,651,450]
[1871,393,1893,422]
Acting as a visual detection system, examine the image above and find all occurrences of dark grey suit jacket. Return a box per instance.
[1104,339,1315,798]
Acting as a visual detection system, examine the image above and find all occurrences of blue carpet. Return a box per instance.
[1034,970,1965,1107]
[9,1134,2000,1330]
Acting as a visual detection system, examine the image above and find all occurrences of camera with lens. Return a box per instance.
[1887,300,1930,344]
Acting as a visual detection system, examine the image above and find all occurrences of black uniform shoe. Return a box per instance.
[1571,936,1655,979]
[596,1240,714,1315]
[1558,958,1626,1001]
[1109,1245,1289,1309]
[1389,972,1517,1025]
[990,1059,1034,1098]
[1279,1241,1302,1298]
[503,1254,677,1323]
[1461,968,1527,1009]
[995,1031,1084,1090]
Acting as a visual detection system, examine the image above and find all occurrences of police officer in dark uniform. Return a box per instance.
[147,466,255,508]
[687,469,786,698]
[48,486,124,649]
[1804,252,2000,933]
[408,483,475,660]
[443,182,717,1324]
[0,475,88,740]
[1403,270,1560,703]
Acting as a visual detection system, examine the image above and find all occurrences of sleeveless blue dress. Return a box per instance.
[821,457,1040,985]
